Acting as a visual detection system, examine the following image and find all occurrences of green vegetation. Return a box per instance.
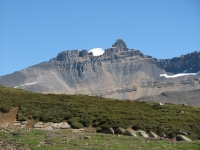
[0,85,200,140]
[0,129,200,150]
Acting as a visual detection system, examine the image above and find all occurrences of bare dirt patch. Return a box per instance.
[0,107,18,128]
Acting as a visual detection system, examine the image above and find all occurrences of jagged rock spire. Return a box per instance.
[112,39,128,51]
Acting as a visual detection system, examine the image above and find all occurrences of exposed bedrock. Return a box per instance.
[0,39,199,103]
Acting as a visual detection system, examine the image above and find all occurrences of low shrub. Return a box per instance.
[0,85,200,139]
[70,121,84,129]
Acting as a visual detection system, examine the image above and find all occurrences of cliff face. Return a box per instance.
[0,39,200,100]
[156,51,200,74]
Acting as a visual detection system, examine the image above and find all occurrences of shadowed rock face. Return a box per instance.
[157,52,200,74]
[0,39,200,102]
[112,39,128,51]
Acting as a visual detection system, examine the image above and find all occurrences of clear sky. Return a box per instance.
[0,0,200,76]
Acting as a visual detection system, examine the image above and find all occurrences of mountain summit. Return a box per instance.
[0,39,199,100]
[112,39,128,51]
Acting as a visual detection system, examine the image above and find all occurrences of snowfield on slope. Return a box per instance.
[14,82,37,88]
[160,71,200,78]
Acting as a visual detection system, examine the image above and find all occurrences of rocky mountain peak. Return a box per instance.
[112,39,128,51]
[0,39,199,103]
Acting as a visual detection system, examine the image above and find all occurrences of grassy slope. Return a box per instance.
[0,85,200,140]
[0,129,200,150]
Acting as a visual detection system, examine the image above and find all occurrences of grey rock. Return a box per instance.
[21,121,28,125]
[124,129,137,137]
[177,131,188,136]
[176,135,192,141]
[13,121,21,126]
[79,50,88,57]
[114,127,125,134]
[112,39,128,51]
[149,131,158,138]
[34,122,44,128]
[159,132,167,138]
[156,51,200,74]
[98,128,114,134]
[51,122,71,129]
[60,122,71,129]
[20,124,26,128]
[43,126,54,131]
[51,123,60,129]
[137,130,149,138]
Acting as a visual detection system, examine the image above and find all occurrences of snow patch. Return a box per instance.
[88,48,104,56]
[160,72,199,78]
[14,82,37,88]
[25,82,37,86]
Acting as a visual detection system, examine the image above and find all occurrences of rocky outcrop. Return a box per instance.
[111,39,128,51]
[137,130,149,138]
[124,129,137,137]
[0,39,199,103]
[33,122,71,130]
[34,122,44,128]
[51,122,71,129]
[114,127,125,134]
[149,131,158,138]
[97,127,115,134]
[176,135,192,142]
[13,121,26,128]
[156,51,200,74]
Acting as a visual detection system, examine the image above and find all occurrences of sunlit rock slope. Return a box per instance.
[0,39,200,100]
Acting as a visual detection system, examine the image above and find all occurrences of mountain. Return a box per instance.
[0,39,200,100]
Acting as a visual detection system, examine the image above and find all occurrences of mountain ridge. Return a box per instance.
[0,39,199,100]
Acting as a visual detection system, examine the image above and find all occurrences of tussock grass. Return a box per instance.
[0,85,200,140]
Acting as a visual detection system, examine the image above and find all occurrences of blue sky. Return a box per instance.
[0,0,200,76]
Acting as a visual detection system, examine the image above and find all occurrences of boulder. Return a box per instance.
[124,129,137,137]
[176,135,192,142]
[114,127,125,134]
[51,123,61,129]
[20,124,26,128]
[137,130,149,138]
[34,122,44,128]
[149,131,158,138]
[51,122,71,129]
[177,131,187,136]
[98,128,114,134]
[79,50,88,57]
[13,121,22,126]
[159,132,167,138]
[21,121,28,125]
[43,126,54,131]
[60,122,71,129]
